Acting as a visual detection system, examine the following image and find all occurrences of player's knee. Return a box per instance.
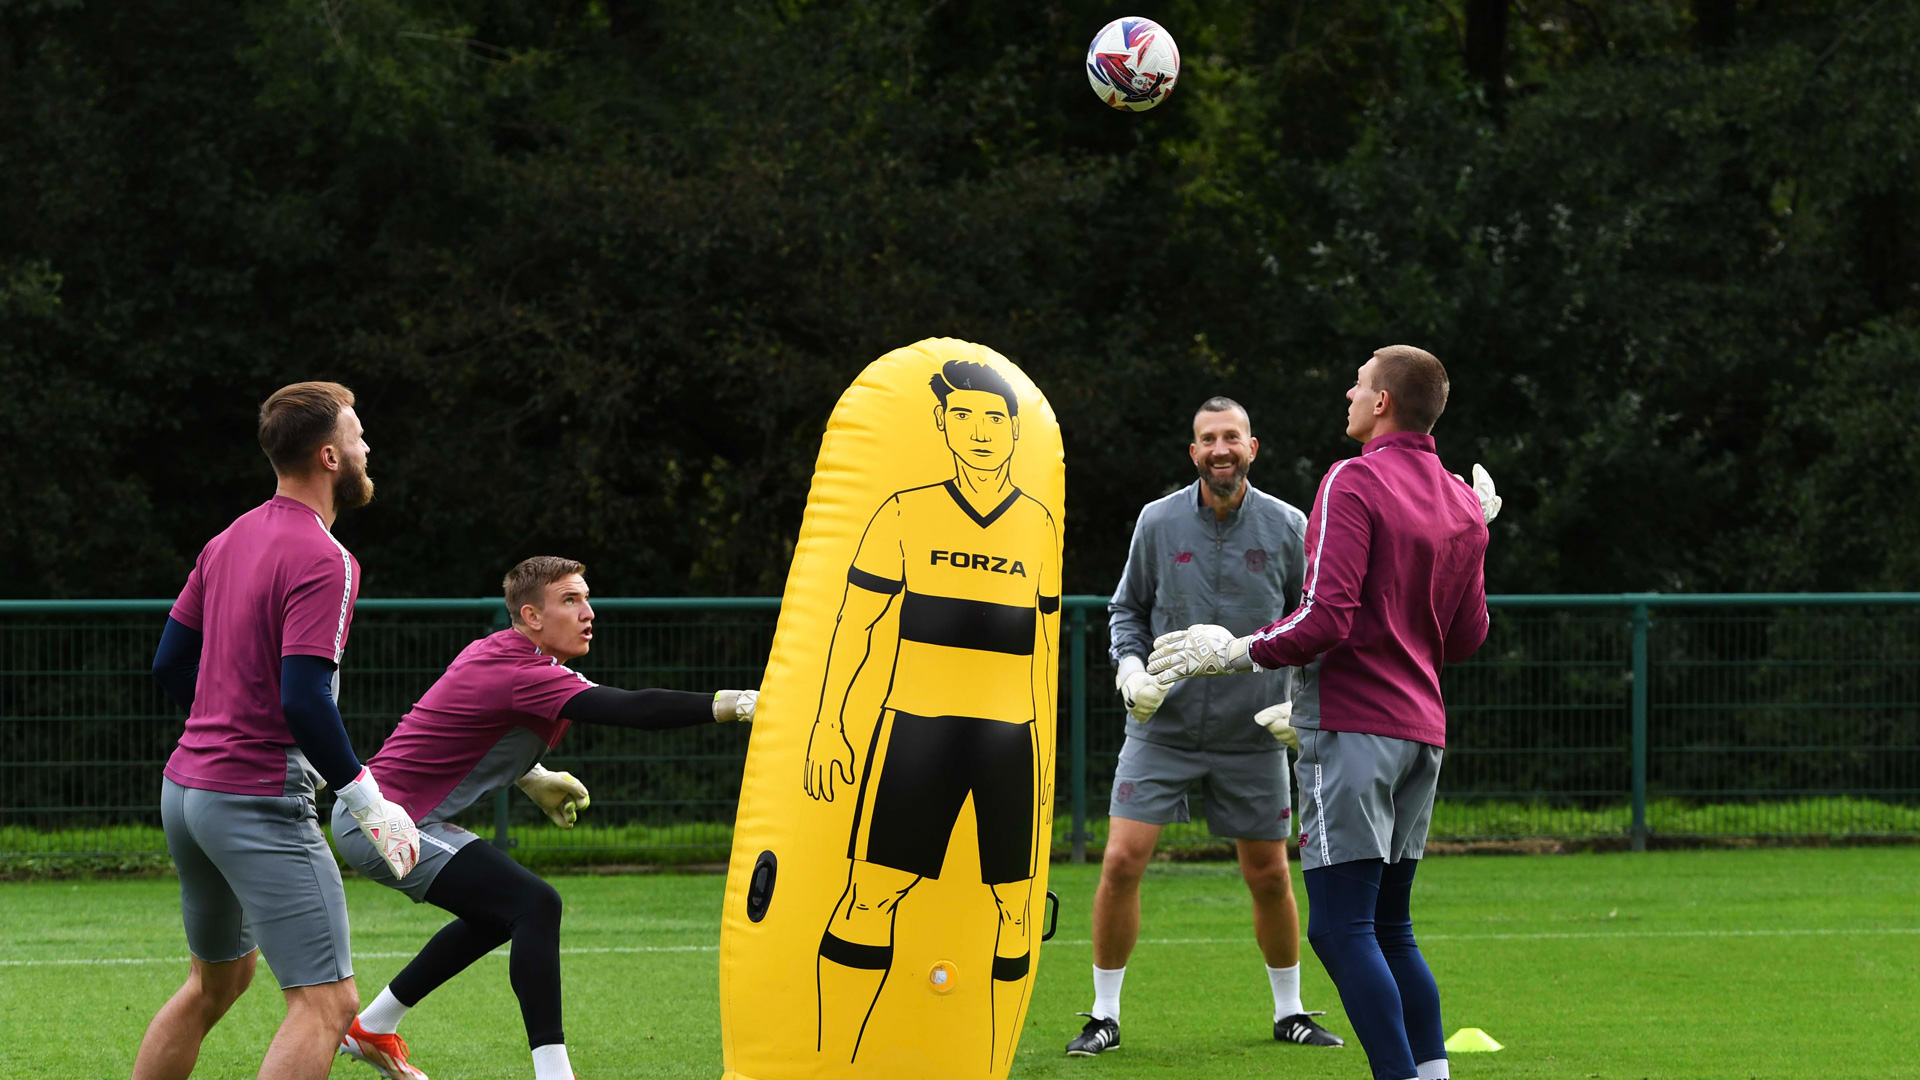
[1304,903,1347,950]
[1304,913,1337,956]
[526,879,564,929]
[188,956,254,1019]
[1240,859,1291,899]
[1098,841,1153,887]
[289,979,359,1034]
[206,972,252,1016]
[1373,918,1416,951]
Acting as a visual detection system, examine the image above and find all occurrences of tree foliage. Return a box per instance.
[2,0,1915,599]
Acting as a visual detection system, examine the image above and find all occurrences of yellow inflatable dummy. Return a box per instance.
[720,339,1064,1080]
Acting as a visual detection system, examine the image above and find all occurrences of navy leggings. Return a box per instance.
[1304,858,1445,1080]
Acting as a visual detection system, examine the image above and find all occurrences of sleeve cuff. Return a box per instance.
[847,567,904,595]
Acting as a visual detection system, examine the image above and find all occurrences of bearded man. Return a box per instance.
[1064,397,1343,1056]
[136,381,418,1080]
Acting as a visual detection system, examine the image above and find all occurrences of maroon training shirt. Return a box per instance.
[368,629,596,823]
[165,495,361,795]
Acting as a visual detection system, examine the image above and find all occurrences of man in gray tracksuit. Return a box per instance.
[1065,397,1344,1057]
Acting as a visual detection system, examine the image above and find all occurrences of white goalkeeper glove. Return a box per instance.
[1254,701,1299,752]
[1452,463,1503,523]
[517,763,590,828]
[714,689,758,723]
[1114,656,1166,722]
[1148,624,1257,686]
[335,767,420,880]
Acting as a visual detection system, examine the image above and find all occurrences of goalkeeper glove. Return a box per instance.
[1254,702,1299,752]
[1472,463,1502,523]
[1452,464,1503,524]
[1114,656,1166,722]
[517,763,590,828]
[1148,624,1257,685]
[336,767,420,880]
[714,689,758,723]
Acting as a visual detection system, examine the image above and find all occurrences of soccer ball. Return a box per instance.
[1085,17,1180,112]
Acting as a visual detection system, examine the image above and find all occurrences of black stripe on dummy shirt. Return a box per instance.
[1037,594,1060,615]
[847,566,905,595]
[899,590,1035,655]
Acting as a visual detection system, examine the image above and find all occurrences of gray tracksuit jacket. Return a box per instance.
[1108,480,1308,754]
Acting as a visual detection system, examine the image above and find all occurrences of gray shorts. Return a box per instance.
[1293,728,1443,871]
[1108,736,1292,841]
[331,801,480,903]
[160,778,353,989]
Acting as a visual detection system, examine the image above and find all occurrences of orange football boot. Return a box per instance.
[339,1017,430,1080]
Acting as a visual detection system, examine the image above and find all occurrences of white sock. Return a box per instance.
[1417,1058,1450,1080]
[531,1042,573,1080]
[357,986,409,1035]
[1091,965,1126,1022]
[1266,963,1304,1021]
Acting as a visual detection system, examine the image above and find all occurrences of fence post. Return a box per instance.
[1630,600,1650,852]
[1070,605,1089,865]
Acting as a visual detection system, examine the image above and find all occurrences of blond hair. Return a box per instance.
[258,382,355,475]
[503,556,587,626]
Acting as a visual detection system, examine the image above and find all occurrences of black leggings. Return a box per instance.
[388,840,565,1049]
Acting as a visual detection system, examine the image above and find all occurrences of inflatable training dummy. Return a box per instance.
[720,339,1064,1080]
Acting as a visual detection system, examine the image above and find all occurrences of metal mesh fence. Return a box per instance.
[2,595,1916,868]
[1642,606,1920,837]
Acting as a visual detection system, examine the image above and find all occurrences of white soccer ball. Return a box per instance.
[1085,17,1180,112]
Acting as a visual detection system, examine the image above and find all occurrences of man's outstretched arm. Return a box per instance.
[559,686,751,729]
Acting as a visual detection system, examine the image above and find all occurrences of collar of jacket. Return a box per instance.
[1360,430,1438,457]
[1190,477,1260,524]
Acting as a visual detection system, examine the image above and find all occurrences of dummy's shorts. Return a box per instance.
[1293,727,1443,871]
[160,778,353,989]
[850,710,1038,885]
[1108,735,1292,841]
[332,800,480,903]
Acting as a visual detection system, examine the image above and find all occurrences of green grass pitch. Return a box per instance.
[2,847,1915,1079]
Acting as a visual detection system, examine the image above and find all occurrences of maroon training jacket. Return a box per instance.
[1246,430,1490,748]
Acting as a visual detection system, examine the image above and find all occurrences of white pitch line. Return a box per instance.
[7,926,1918,969]
[0,944,719,969]
[1048,927,1920,946]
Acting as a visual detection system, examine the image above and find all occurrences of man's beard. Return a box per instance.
[1197,456,1249,500]
[334,461,375,511]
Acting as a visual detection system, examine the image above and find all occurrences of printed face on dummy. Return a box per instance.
[937,388,1020,476]
[1189,406,1257,501]
[522,574,595,662]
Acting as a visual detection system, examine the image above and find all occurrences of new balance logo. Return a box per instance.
[930,550,1027,576]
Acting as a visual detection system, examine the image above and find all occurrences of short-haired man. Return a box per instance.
[137,382,420,1080]
[1150,346,1495,1080]
[1066,397,1342,1056]
[333,556,760,1080]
